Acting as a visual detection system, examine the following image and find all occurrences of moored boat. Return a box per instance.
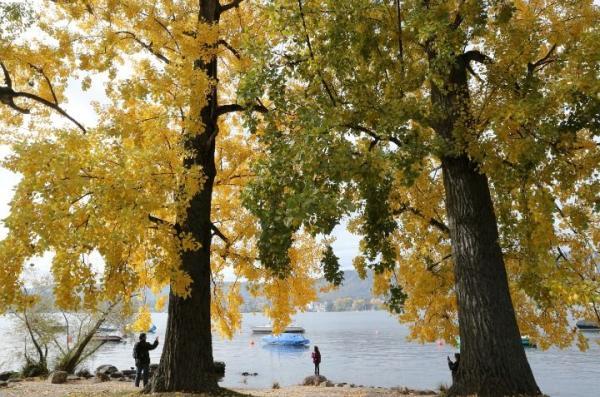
[92,334,123,342]
[576,320,600,332]
[252,324,305,334]
[261,333,310,346]
[520,335,537,348]
[98,325,117,332]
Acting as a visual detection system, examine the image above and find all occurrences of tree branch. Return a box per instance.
[211,222,229,244]
[297,0,337,106]
[148,214,182,234]
[28,64,58,104]
[1,62,30,114]
[153,17,181,53]
[216,102,268,117]
[451,0,466,30]
[426,253,452,272]
[12,91,88,133]
[527,44,557,74]
[218,39,241,59]
[462,50,493,65]
[116,31,171,64]
[1,62,87,132]
[341,123,403,148]
[219,0,244,14]
[395,0,404,68]
[394,204,450,235]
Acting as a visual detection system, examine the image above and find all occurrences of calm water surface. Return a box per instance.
[1,311,598,396]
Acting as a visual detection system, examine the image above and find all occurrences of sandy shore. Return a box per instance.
[0,378,439,397]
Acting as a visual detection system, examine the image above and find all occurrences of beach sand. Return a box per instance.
[0,378,439,397]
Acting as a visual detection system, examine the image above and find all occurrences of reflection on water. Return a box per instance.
[1,311,599,397]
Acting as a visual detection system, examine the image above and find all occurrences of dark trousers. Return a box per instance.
[314,363,320,375]
[135,362,150,387]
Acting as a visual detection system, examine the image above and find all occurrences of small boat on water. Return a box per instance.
[576,320,600,332]
[262,333,310,346]
[92,335,123,342]
[98,325,117,332]
[520,336,537,348]
[252,324,305,334]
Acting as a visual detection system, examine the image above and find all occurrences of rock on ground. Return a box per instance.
[95,365,118,376]
[93,373,110,383]
[0,371,16,382]
[48,371,68,384]
[76,368,93,378]
[302,375,328,386]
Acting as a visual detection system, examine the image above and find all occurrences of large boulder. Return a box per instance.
[0,371,16,382]
[302,375,327,386]
[95,365,118,376]
[122,369,136,378]
[48,371,68,384]
[75,368,93,379]
[93,372,110,383]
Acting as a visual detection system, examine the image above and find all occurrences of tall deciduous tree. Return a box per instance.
[0,0,322,393]
[241,1,599,395]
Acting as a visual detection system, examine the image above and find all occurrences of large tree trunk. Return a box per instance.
[430,54,541,396]
[442,154,540,396]
[150,1,221,392]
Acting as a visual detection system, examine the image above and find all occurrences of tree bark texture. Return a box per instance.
[442,154,540,396]
[150,0,221,392]
[431,54,541,396]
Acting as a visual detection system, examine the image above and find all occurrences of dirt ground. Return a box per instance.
[0,378,439,397]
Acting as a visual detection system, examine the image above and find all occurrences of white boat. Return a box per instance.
[251,324,305,334]
[576,320,600,332]
[92,334,123,342]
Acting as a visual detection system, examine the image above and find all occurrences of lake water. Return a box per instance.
[1,311,598,396]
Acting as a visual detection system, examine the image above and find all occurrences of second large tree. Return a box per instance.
[242,1,599,396]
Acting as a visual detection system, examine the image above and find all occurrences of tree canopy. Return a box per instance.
[0,0,321,338]
[242,0,599,349]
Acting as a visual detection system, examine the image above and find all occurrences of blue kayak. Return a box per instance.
[262,333,310,346]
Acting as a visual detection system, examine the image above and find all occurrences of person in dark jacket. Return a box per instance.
[312,346,321,376]
[133,333,159,387]
[447,353,460,382]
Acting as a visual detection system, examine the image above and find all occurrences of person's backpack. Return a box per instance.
[132,342,139,359]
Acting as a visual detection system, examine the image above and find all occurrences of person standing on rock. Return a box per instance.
[133,333,159,387]
[312,346,321,376]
